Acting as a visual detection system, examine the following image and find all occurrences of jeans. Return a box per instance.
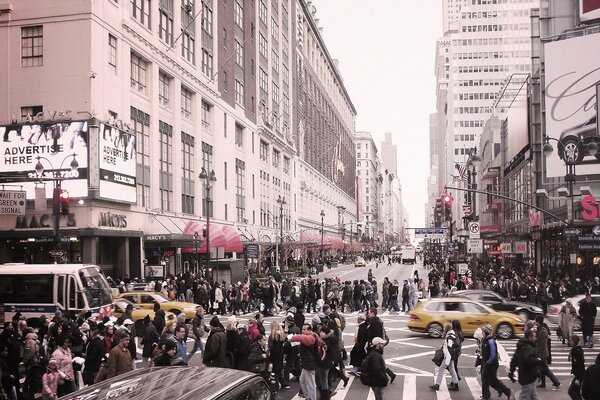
[538,361,560,387]
[371,386,385,400]
[435,358,458,385]
[299,369,317,400]
[316,367,329,390]
[388,298,400,312]
[518,382,539,400]
[188,337,205,359]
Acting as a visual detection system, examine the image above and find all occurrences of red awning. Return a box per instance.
[299,232,345,249]
[182,221,243,253]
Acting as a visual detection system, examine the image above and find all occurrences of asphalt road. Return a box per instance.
[136,260,595,399]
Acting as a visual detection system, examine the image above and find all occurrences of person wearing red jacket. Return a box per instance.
[290,324,319,400]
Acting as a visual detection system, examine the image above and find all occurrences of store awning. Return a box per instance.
[299,232,346,250]
[182,221,243,253]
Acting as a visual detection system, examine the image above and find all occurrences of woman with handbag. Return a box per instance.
[51,335,76,396]
[430,322,459,392]
[248,334,271,381]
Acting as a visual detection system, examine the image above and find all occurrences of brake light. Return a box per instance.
[410,313,420,320]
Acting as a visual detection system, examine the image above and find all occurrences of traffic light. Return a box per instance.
[53,187,61,216]
[59,190,70,216]
[441,193,453,209]
[202,225,207,238]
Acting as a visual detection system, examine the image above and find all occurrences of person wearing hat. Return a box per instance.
[509,330,542,399]
[359,337,388,399]
[480,324,512,400]
[116,304,134,326]
[82,323,105,385]
[121,320,137,368]
[107,330,132,378]
[154,339,186,366]
[203,316,228,367]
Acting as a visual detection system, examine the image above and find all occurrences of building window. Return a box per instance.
[236,159,246,223]
[182,31,195,64]
[159,0,174,45]
[283,156,290,174]
[202,49,213,78]
[282,64,289,85]
[234,1,243,28]
[202,1,213,35]
[259,0,267,25]
[235,80,244,106]
[272,82,279,114]
[131,0,151,29]
[108,34,117,72]
[131,107,150,207]
[130,53,147,93]
[159,121,173,212]
[159,71,170,106]
[259,33,268,59]
[181,132,195,214]
[271,50,279,74]
[21,106,43,120]
[201,100,211,130]
[283,94,289,116]
[181,86,193,119]
[235,123,244,147]
[201,142,214,217]
[235,40,244,66]
[259,68,268,94]
[272,149,280,168]
[271,17,279,43]
[260,140,269,161]
[21,26,43,67]
[224,161,228,190]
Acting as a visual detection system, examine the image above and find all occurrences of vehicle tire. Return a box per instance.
[559,137,583,164]
[428,323,444,338]
[496,323,513,340]
[170,309,181,316]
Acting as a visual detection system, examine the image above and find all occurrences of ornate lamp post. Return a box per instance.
[34,153,80,256]
[320,209,325,265]
[543,135,598,294]
[276,195,286,269]
[199,167,217,279]
[466,148,482,221]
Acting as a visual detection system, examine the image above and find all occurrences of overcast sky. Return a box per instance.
[311,0,443,229]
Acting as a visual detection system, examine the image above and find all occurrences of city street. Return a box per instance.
[161,260,594,400]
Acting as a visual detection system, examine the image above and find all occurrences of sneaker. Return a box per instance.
[552,384,561,391]
[429,384,439,391]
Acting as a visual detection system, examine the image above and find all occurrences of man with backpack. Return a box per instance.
[535,315,561,390]
[509,330,542,399]
[359,337,388,400]
[480,324,512,400]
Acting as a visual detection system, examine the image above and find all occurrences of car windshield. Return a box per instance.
[79,267,113,308]
[152,294,169,303]
[115,298,139,310]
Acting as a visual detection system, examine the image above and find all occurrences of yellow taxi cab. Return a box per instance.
[407,296,525,339]
[117,291,200,320]
[113,298,176,331]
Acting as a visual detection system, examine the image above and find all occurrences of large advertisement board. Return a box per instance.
[544,33,600,178]
[504,85,529,166]
[99,123,136,203]
[0,121,89,199]
[580,0,600,22]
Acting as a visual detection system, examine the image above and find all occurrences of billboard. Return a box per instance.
[99,123,136,203]
[0,121,89,199]
[544,33,600,178]
[504,85,529,167]
[580,0,600,22]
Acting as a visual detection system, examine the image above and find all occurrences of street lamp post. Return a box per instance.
[466,148,482,221]
[193,231,199,273]
[34,154,80,256]
[199,167,217,280]
[320,210,325,266]
[543,135,598,294]
[276,195,286,269]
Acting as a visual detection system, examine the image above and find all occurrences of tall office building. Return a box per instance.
[380,132,398,177]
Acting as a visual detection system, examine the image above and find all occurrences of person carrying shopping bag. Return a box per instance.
[430,322,459,392]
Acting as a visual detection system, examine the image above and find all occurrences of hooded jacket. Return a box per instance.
[509,337,540,385]
[203,327,228,367]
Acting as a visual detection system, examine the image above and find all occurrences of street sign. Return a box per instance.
[0,190,26,215]
[501,242,512,253]
[468,222,480,239]
[514,241,528,254]
[448,243,455,252]
[564,228,582,236]
[593,225,600,236]
[467,239,483,253]
[457,263,468,275]
[246,243,260,258]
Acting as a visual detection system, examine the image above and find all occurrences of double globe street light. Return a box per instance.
[199,167,217,279]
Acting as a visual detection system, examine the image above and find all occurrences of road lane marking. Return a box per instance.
[331,375,354,400]
[386,361,432,376]
[465,376,483,399]
[402,374,416,400]
[497,341,510,367]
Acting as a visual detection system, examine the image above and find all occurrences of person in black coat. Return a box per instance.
[235,325,252,371]
[83,325,106,385]
[582,352,600,400]
[579,293,597,348]
[142,316,159,360]
[569,335,585,400]
[350,316,368,375]
[365,308,385,353]
[248,335,271,381]
[360,337,388,400]
[509,330,542,397]
[153,303,165,334]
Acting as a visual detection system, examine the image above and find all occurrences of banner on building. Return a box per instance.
[99,123,137,203]
[580,0,600,22]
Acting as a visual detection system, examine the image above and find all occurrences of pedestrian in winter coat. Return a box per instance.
[107,331,133,379]
[235,324,252,371]
[248,334,271,381]
[290,324,319,400]
[568,335,585,400]
[350,316,368,375]
[42,359,62,400]
[360,337,388,400]
[559,301,577,347]
[203,316,228,367]
[535,315,560,389]
[430,323,459,392]
[479,324,511,400]
[268,321,289,389]
[51,335,76,396]
[582,353,600,400]
[509,330,542,399]
[579,293,597,348]
[83,326,106,385]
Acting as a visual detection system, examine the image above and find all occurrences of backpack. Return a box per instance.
[447,333,461,359]
[359,357,371,385]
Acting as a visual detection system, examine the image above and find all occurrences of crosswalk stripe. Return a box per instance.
[464,377,482,400]
[402,374,416,400]
[331,375,354,400]
[436,377,450,400]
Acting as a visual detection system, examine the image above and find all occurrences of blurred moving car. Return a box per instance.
[547,294,600,330]
[59,366,275,400]
[408,296,525,339]
[452,290,544,322]
[117,292,200,319]
[113,298,176,336]
[354,257,367,267]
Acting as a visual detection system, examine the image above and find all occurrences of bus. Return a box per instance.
[0,264,114,325]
